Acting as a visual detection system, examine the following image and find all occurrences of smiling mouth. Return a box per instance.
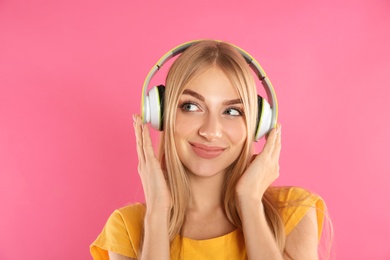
[189,142,226,159]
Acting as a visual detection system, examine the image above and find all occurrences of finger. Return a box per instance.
[261,125,279,155]
[272,124,282,160]
[141,121,157,162]
[133,115,145,163]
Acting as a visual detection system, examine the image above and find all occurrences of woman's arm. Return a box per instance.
[283,207,319,259]
[236,125,319,259]
[133,115,171,259]
[140,209,170,259]
[236,125,283,259]
[236,198,283,260]
[238,202,319,260]
[108,251,134,260]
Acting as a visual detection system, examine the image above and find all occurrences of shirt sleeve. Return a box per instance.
[274,186,326,240]
[90,204,145,259]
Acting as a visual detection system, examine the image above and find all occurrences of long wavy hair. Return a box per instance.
[157,40,286,252]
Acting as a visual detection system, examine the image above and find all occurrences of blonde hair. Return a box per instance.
[158,40,286,252]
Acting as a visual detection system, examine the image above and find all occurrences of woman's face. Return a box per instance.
[174,66,247,178]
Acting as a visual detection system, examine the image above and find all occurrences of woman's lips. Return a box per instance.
[189,142,226,159]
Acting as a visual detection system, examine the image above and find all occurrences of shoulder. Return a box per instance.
[114,203,146,222]
[268,186,320,202]
[109,203,146,243]
[267,186,326,239]
[90,203,146,259]
[105,203,146,232]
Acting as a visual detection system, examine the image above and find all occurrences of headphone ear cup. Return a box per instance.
[145,85,165,131]
[255,95,273,141]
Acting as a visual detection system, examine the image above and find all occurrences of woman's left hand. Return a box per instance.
[235,124,282,202]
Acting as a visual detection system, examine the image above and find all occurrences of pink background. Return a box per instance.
[1,0,389,259]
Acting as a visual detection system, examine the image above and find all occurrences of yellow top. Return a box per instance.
[90,186,325,259]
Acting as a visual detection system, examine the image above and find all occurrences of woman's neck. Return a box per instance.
[182,170,237,240]
[186,171,225,213]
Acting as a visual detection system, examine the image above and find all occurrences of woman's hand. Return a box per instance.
[133,115,171,259]
[235,124,282,203]
[235,124,284,259]
[133,115,172,214]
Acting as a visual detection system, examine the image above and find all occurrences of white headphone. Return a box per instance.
[141,40,278,141]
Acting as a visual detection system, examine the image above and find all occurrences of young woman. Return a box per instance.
[90,40,327,259]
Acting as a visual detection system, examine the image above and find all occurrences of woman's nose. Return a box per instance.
[198,114,223,141]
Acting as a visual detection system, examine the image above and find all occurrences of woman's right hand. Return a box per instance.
[133,115,172,214]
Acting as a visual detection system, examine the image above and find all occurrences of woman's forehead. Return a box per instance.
[180,66,241,101]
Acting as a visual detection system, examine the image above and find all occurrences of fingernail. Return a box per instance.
[275,123,281,134]
[132,114,137,121]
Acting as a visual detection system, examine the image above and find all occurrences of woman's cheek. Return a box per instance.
[224,119,247,144]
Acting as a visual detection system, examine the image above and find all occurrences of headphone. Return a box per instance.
[141,40,278,141]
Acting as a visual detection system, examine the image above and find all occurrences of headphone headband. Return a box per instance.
[141,39,278,138]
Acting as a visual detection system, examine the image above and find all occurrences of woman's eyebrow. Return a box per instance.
[182,89,204,101]
[223,99,243,106]
[182,89,243,106]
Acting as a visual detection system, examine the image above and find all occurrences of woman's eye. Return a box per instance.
[224,107,243,116]
[180,102,199,112]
